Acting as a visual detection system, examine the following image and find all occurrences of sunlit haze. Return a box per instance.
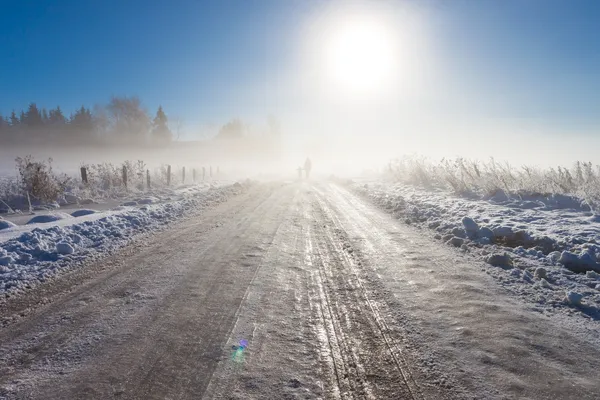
[1,0,600,174]
[2,3,600,397]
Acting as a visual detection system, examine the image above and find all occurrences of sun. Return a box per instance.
[323,17,397,96]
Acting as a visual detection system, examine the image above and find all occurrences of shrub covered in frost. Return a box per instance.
[386,156,600,213]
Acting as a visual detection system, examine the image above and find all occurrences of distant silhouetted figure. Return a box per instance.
[304,158,312,179]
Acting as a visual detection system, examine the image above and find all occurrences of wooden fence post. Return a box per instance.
[182,167,185,183]
[122,165,128,189]
[80,167,88,184]
[203,167,206,181]
[193,168,196,182]
[146,169,151,190]
[167,165,171,186]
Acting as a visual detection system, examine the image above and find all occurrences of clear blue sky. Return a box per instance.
[1,0,599,135]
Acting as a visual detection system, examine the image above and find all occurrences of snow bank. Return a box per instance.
[0,182,249,296]
[70,209,98,217]
[0,220,17,231]
[352,180,600,319]
[26,212,72,224]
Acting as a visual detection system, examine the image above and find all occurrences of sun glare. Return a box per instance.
[324,18,397,96]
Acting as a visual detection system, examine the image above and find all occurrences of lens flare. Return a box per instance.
[231,339,248,363]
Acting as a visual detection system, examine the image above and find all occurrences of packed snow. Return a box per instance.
[0,182,249,297]
[351,179,600,321]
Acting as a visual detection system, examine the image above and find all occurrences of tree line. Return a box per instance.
[0,96,173,146]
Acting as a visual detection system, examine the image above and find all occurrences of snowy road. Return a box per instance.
[0,182,599,399]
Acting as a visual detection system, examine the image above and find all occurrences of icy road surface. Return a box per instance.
[0,182,599,399]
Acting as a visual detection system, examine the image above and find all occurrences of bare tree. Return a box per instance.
[105,96,150,143]
[216,118,244,141]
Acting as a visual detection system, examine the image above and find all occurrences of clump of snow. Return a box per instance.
[121,201,138,207]
[0,220,17,231]
[559,251,600,273]
[71,209,98,218]
[462,217,479,235]
[26,212,72,225]
[477,227,495,241]
[486,253,512,268]
[56,242,75,255]
[447,237,464,247]
[534,267,547,279]
[0,256,13,266]
[492,226,514,239]
[565,291,584,306]
[538,278,552,289]
[548,251,561,263]
[586,270,600,280]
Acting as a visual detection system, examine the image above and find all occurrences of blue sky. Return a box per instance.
[1,0,599,138]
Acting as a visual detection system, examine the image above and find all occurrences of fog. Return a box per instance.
[2,0,598,179]
[2,118,598,182]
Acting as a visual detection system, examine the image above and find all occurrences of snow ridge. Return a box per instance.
[0,183,248,296]
[352,180,600,320]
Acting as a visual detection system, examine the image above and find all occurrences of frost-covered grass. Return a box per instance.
[1,156,206,213]
[387,156,600,213]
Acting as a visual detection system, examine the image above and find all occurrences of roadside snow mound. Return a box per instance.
[352,180,600,318]
[71,209,98,217]
[0,220,17,231]
[27,212,72,224]
[0,183,249,296]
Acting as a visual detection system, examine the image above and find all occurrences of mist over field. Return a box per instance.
[2,118,599,180]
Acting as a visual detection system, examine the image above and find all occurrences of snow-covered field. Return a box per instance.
[0,181,249,297]
[350,178,600,321]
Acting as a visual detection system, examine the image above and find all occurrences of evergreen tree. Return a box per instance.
[48,106,66,125]
[151,106,172,144]
[10,111,19,127]
[19,110,26,125]
[70,106,94,139]
[25,103,43,127]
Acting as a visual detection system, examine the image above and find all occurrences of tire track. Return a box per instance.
[305,221,355,399]
[308,189,425,400]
